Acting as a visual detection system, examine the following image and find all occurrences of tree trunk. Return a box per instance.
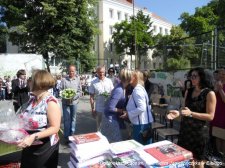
[42,52,51,73]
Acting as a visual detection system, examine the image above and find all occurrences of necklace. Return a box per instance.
[32,91,49,107]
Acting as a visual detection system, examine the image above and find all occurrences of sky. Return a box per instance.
[135,0,211,25]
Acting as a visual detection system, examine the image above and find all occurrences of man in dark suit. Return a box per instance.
[11,69,30,112]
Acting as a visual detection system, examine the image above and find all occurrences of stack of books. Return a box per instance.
[134,140,193,167]
[67,132,111,168]
[67,133,193,168]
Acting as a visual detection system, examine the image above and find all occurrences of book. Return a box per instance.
[71,132,100,144]
[69,132,109,151]
[111,152,146,168]
[70,153,110,168]
[69,143,110,163]
[144,143,193,166]
[110,139,143,155]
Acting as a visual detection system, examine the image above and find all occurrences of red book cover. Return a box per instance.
[73,132,100,144]
[144,143,193,166]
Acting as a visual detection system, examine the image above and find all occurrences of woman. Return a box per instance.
[121,70,153,145]
[17,70,61,168]
[101,69,132,143]
[211,67,225,154]
[167,67,216,168]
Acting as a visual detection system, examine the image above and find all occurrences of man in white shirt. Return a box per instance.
[89,65,114,131]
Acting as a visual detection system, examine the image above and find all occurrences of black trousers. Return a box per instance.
[20,138,59,168]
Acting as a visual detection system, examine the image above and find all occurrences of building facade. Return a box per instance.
[96,0,173,70]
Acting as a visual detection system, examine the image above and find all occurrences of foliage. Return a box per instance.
[0,0,98,72]
[153,26,196,70]
[112,10,154,69]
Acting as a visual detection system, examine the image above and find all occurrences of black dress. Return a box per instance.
[177,87,211,160]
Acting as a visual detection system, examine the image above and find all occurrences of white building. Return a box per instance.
[96,0,173,70]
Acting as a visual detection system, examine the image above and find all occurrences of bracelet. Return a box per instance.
[189,112,193,118]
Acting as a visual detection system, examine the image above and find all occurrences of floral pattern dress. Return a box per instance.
[18,95,59,145]
[178,87,211,160]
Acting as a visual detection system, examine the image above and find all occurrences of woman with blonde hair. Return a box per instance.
[121,70,153,145]
[17,69,61,168]
[101,68,133,142]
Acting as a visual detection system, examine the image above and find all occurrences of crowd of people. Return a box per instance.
[0,65,225,168]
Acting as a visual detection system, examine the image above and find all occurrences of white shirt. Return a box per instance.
[89,77,114,113]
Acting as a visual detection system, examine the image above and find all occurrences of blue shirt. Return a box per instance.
[104,83,126,119]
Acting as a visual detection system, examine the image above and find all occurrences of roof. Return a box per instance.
[151,12,171,24]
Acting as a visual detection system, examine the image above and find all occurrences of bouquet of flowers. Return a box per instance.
[60,88,76,105]
[0,108,28,144]
[100,91,110,102]
[100,91,110,98]
[60,88,76,99]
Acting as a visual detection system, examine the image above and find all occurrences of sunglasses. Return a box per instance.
[190,74,198,80]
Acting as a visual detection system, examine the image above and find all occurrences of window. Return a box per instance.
[165,29,168,35]
[153,63,156,69]
[153,25,157,32]
[110,42,113,52]
[109,26,113,35]
[109,9,113,18]
[117,11,121,20]
[125,13,128,20]
[159,27,163,34]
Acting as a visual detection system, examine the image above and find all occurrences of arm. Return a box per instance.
[90,93,96,117]
[108,88,123,113]
[127,88,146,119]
[73,78,82,100]
[218,84,225,103]
[181,91,216,121]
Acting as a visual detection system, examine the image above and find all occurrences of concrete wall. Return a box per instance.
[0,54,44,77]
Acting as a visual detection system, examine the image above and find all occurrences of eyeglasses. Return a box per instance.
[190,74,198,80]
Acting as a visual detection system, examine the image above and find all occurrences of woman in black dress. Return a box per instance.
[167,67,216,168]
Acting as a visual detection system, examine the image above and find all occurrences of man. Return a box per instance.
[143,70,155,104]
[11,69,29,112]
[89,65,114,131]
[61,65,82,141]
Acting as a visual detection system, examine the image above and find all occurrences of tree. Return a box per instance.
[112,10,154,69]
[0,0,98,72]
[179,0,220,47]
[153,26,197,70]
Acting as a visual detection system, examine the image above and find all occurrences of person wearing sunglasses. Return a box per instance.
[167,67,216,168]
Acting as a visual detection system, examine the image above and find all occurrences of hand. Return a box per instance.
[167,110,180,120]
[17,135,35,149]
[180,107,192,117]
[119,111,128,119]
[91,109,97,118]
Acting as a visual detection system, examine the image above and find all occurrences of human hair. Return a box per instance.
[142,70,150,79]
[96,65,105,72]
[31,70,55,92]
[68,64,76,70]
[16,69,26,78]
[133,70,144,86]
[189,67,213,89]
[119,69,132,84]
[108,67,115,74]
